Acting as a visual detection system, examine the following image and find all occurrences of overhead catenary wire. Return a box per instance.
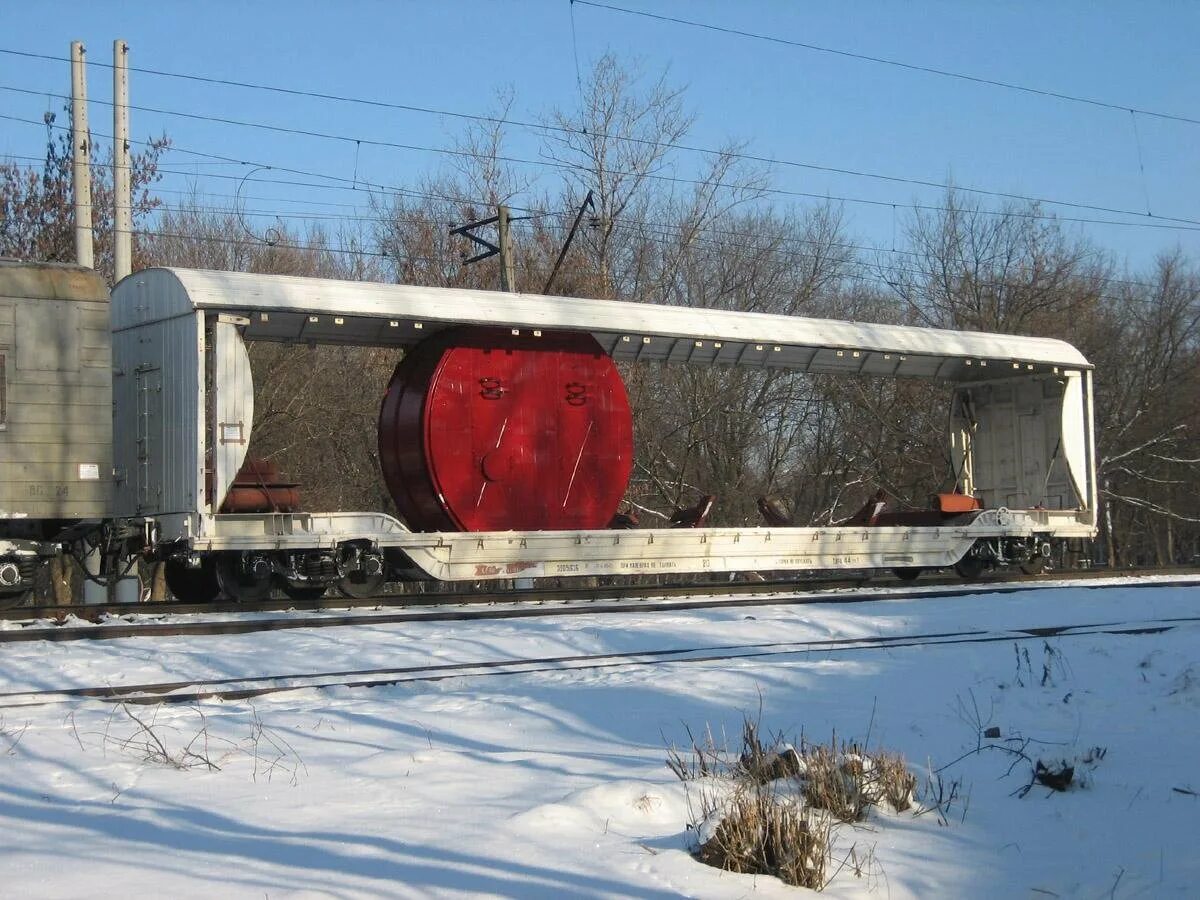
[3,144,1186,302]
[133,226,441,265]
[0,52,1195,226]
[1,82,1190,300]
[4,94,1200,234]
[3,116,1188,305]
[0,111,548,216]
[572,0,1200,128]
[28,168,1161,300]
[147,199,1183,313]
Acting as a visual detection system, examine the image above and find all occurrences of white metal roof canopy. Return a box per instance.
[111,268,1091,382]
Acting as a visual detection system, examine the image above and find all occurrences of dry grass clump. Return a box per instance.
[696,786,830,890]
[799,743,917,821]
[669,718,916,890]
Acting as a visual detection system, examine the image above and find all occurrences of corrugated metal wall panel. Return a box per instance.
[112,311,201,517]
[0,290,111,521]
[111,330,138,516]
[211,320,253,511]
[110,268,195,331]
[964,378,1080,512]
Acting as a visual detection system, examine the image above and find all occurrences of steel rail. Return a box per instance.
[5,565,1197,624]
[1,612,1196,710]
[3,571,919,621]
[1,573,1196,646]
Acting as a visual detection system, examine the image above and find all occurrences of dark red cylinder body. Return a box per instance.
[379,327,633,532]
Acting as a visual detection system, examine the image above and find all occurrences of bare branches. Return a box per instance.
[1,106,169,284]
[1102,490,1200,524]
[68,704,306,784]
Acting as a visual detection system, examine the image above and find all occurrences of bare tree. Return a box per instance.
[0,109,168,283]
[1087,251,1200,564]
[888,189,1109,336]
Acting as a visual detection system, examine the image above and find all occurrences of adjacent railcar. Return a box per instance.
[106,267,1098,601]
[0,261,112,600]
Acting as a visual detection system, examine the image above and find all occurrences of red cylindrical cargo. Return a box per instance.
[379,327,633,532]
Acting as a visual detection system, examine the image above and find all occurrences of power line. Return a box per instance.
[45,180,1168,296]
[5,91,1200,232]
[139,210,1177,312]
[578,216,1178,312]
[7,172,1172,298]
[1,51,1195,225]
[3,149,1174,309]
[135,227,442,265]
[9,130,1200,300]
[0,110,544,215]
[5,127,1198,301]
[573,0,1200,127]
[166,166,1199,234]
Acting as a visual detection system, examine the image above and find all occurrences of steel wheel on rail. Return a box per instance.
[892,567,923,582]
[0,587,34,608]
[164,558,220,603]
[336,546,387,599]
[953,555,986,580]
[214,552,274,602]
[338,568,386,600]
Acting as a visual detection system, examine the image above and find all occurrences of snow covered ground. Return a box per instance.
[1,579,1198,898]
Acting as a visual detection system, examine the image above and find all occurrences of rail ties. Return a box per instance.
[1,613,1197,711]
[8,566,1198,624]
[1,573,1199,645]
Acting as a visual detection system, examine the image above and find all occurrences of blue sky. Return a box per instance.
[1,1,1196,274]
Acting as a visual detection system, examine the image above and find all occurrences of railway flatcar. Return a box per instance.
[0,260,1099,603]
[109,267,1097,601]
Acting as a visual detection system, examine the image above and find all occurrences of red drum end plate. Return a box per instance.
[379,328,633,531]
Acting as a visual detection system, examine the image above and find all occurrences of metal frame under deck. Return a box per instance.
[163,507,1095,582]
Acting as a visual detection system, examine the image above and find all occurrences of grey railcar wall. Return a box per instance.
[111,312,202,518]
[0,269,112,522]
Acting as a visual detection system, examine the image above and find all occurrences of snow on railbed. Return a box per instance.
[0,582,1197,897]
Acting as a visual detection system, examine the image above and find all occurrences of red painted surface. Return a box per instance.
[934,492,983,514]
[215,458,301,513]
[379,327,633,532]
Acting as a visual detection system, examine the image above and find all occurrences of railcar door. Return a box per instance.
[135,366,162,513]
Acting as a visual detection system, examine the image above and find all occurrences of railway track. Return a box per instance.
[4,570,959,621]
[9,566,1196,626]
[9,566,1199,624]
[1,610,1195,711]
[1,569,1196,646]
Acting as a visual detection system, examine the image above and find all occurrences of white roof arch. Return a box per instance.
[112,267,1090,380]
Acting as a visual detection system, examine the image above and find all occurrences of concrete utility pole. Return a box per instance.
[496,204,517,292]
[496,203,531,589]
[70,41,94,269]
[112,39,132,281]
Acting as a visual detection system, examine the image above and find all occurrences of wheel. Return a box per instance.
[336,556,386,600]
[1020,558,1050,575]
[0,587,33,608]
[282,582,328,602]
[338,573,384,602]
[214,553,273,602]
[954,555,986,580]
[892,567,923,582]
[164,558,220,603]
